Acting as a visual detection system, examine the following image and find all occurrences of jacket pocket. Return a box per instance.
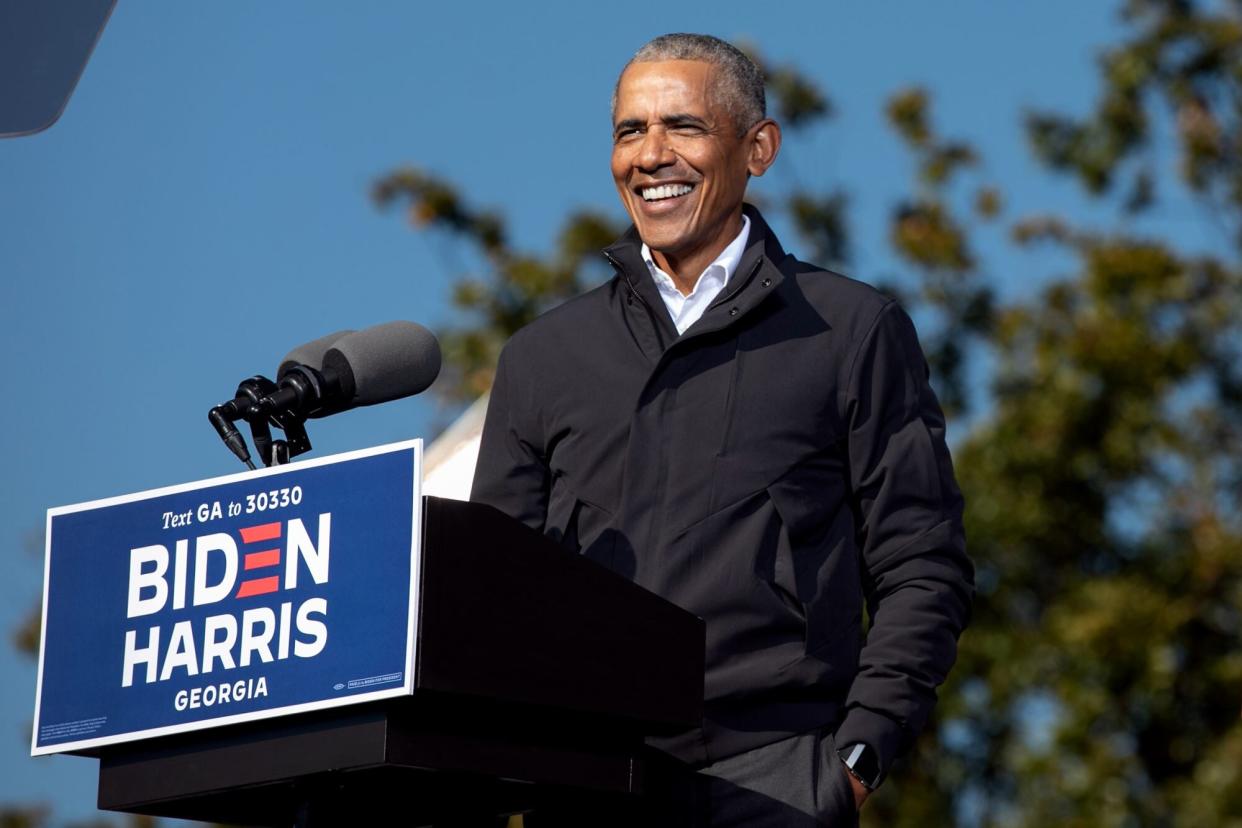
[546,477,617,567]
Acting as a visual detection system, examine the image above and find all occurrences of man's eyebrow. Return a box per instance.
[613,118,645,135]
[661,113,708,128]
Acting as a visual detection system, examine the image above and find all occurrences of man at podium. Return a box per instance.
[472,32,974,827]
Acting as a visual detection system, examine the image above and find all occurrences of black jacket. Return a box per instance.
[471,206,973,782]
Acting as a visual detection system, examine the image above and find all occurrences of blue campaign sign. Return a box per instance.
[32,440,423,755]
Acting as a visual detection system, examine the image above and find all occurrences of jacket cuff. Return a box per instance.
[833,705,907,787]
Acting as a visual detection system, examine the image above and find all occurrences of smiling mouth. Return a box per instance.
[640,183,695,202]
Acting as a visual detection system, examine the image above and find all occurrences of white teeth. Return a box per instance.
[641,183,694,201]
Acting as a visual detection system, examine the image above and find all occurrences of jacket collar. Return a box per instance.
[603,204,789,352]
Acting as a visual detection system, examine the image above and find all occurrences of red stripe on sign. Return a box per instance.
[240,522,281,544]
[244,549,280,570]
[235,576,279,598]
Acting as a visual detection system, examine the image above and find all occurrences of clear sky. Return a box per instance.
[2,1,1139,821]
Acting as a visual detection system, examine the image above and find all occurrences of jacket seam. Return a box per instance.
[842,298,899,408]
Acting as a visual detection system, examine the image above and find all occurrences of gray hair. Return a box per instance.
[613,33,766,136]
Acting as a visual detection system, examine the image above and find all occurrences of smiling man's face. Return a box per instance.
[611,59,778,285]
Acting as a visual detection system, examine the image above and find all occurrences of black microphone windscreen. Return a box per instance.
[277,330,355,377]
[321,321,441,407]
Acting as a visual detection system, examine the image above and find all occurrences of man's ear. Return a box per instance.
[747,118,782,177]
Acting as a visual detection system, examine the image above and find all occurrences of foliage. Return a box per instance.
[0,811,166,828]
[10,3,1239,827]
[374,2,1242,825]
[883,86,996,417]
[1026,0,1242,231]
[13,529,43,659]
[372,169,624,404]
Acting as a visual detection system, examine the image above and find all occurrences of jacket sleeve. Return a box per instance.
[832,301,974,784]
[470,343,551,532]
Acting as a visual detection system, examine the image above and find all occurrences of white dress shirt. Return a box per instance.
[642,215,751,335]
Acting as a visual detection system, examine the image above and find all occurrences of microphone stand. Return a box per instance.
[209,377,315,469]
[251,401,312,467]
[251,418,311,466]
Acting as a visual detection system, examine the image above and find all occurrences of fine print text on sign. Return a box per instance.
[33,440,424,755]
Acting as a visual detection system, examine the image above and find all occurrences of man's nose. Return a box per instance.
[635,127,674,171]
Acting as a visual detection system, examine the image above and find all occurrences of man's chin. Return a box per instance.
[633,219,694,255]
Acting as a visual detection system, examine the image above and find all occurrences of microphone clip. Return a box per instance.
[207,375,314,470]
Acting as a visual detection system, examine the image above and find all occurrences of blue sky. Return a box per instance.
[1,1,1150,821]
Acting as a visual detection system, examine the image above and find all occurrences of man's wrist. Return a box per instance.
[841,764,871,811]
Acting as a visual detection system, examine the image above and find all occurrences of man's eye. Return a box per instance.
[615,129,642,142]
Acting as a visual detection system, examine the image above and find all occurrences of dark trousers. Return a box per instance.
[528,728,860,827]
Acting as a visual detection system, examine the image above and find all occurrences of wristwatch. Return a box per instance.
[837,742,881,790]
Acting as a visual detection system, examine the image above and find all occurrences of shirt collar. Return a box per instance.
[641,214,751,297]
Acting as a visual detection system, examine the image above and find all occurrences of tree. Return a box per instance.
[932,2,1242,824]
[371,170,625,405]
[376,4,1242,824]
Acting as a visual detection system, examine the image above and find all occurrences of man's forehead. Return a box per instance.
[613,59,720,118]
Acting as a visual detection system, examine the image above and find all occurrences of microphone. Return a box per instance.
[277,329,355,377]
[259,321,442,421]
[208,322,440,469]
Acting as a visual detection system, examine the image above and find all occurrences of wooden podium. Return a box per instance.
[89,497,705,825]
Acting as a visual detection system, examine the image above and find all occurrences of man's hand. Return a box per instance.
[844,768,870,810]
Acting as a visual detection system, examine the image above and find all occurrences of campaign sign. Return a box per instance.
[32,440,423,755]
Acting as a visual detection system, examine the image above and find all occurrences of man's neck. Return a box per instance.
[649,212,746,296]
